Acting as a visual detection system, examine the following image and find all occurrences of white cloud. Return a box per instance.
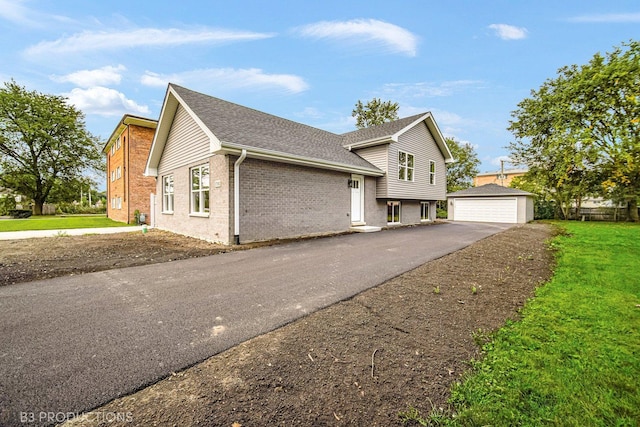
[295,19,418,56]
[383,80,484,98]
[141,68,309,94]
[64,86,150,117]
[0,0,35,25]
[488,24,528,40]
[294,107,325,120]
[51,65,126,88]
[25,27,275,57]
[490,155,514,167]
[567,13,640,23]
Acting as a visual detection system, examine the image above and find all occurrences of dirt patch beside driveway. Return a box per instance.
[60,223,554,427]
[0,229,285,287]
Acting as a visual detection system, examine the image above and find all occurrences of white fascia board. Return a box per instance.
[144,85,221,177]
[393,113,455,163]
[344,136,395,150]
[218,142,384,177]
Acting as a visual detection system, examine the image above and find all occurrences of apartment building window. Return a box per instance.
[398,151,414,181]
[387,201,401,224]
[115,137,121,150]
[116,166,121,179]
[110,170,115,182]
[190,164,210,215]
[162,175,174,213]
[429,160,436,185]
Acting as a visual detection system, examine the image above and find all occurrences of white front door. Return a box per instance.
[350,175,364,224]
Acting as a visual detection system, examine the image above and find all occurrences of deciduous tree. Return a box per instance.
[445,137,480,193]
[352,98,399,129]
[0,81,102,214]
[508,40,639,221]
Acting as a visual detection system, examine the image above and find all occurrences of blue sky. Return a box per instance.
[1,0,639,181]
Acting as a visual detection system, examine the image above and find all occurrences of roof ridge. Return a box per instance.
[170,83,341,139]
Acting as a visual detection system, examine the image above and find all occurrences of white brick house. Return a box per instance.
[145,84,453,244]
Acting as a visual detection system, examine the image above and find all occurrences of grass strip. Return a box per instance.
[0,215,132,232]
[442,222,640,426]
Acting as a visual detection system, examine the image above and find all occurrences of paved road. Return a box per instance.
[0,221,512,426]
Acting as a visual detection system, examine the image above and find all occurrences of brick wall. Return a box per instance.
[154,155,232,243]
[238,158,351,243]
[126,125,156,223]
[106,136,126,222]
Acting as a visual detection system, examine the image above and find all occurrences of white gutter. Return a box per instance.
[219,143,384,177]
[233,149,247,244]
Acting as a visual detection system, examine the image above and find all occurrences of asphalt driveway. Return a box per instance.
[0,221,512,426]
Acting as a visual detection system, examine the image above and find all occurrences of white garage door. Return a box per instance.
[454,198,518,223]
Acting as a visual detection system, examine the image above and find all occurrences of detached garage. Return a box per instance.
[447,183,534,224]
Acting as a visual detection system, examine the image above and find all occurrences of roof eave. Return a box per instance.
[144,84,221,177]
[392,113,454,163]
[103,114,157,154]
[344,136,395,150]
[219,142,384,177]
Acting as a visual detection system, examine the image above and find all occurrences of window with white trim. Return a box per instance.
[398,151,414,181]
[116,166,121,179]
[387,201,401,223]
[421,202,430,221]
[190,164,210,215]
[429,160,436,185]
[162,175,174,213]
[115,137,121,150]
[110,170,115,182]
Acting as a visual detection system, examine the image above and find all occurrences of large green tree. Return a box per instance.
[508,40,640,221]
[445,137,480,193]
[352,98,399,129]
[0,81,102,215]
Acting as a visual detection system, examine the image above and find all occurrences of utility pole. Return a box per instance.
[500,159,505,187]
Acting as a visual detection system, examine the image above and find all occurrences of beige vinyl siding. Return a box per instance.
[387,122,446,200]
[157,105,210,175]
[353,144,389,198]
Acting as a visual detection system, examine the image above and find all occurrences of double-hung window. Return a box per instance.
[429,160,436,185]
[190,164,210,215]
[162,175,174,213]
[398,151,414,181]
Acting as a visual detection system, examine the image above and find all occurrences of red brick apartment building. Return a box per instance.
[104,115,157,223]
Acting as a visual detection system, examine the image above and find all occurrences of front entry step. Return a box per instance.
[350,225,382,233]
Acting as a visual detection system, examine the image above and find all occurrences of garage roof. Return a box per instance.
[447,183,533,198]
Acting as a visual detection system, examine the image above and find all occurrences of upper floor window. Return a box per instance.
[116,166,122,179]
[429,160,436,185]
[190,164,210,215]
[115,137,121,150]
[398,151,414,181]
[162,175,174,213]
[110,145,115,156]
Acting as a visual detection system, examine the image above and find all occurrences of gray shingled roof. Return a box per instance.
[447,183,533,197]
[340,113,426,146]
[171,84,379,171]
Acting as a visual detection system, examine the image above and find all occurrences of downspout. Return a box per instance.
[234,149,247,245]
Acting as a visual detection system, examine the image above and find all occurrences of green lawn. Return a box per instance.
[0,215,132,232]
[429,222,640,426]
